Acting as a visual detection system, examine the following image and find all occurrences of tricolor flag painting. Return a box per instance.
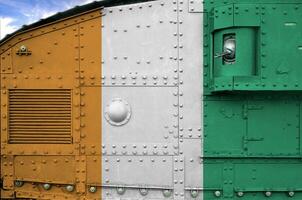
[1,0,302,200]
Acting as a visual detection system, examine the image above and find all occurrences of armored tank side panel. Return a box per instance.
[0,8,103,200]
[0,0,204,199]
[101,1,203,199]
[203,0,302,200]
[2,0,302,199]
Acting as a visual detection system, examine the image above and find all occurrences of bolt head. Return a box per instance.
[265,191,272,197]
[190,190,199,198]
[237,191,244,197]
[163,189,172,197]
[42,183,51,190]
[117,187,125,195]
[14,180,23,187]
[89,186,97,193]
[214,190,221,197]
[139,188,148,196]
[66,185,74,192]
[20,45,27,52]
[288,191,295,197]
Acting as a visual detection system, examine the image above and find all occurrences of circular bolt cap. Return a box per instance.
[139,188,148,196]
[214,190,221,197]
[265,191,272,197]
[117,187,125,195]
[190,190,199,198]
[43,183,51,190]
[14,180,24,187]
[89,186,97,193]
[105,98,131,126]
[163,189,172,197]
[20,45,27,52]
[288,191,295,197]
[66,185,74,192]
[237,191,244,197]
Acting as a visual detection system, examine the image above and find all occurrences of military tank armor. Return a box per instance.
[1,0,302,199]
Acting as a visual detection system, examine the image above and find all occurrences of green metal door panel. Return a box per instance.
[213,5,234,30]
[234,4,261,26]
[204,100,246,156]
[260,4,302,90]
[234,162,302,190]
[246,100,300,156]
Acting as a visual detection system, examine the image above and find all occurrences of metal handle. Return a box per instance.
[215,37,236,63]
[214,49,233,58]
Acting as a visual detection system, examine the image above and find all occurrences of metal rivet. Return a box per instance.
[117,187,125,195]
[139,188,148,196]
[190,190,199,198]
[163,189,172,197]
[89,186,97,193]
[66,185,74,192]
[288,191,295,197]
[214,190,221,197]
[42,183,51,190]
[265,191,272,197]
[237,191,244,197]
[15,180,24,187]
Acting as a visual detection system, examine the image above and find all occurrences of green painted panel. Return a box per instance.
[213,5,234,30]
[213,28,258,78]
[204,159,302,199]
[204,100,246,157]
[205,2,302,92]
[234,163,302,190]
[204,1,302,199]
[234,4,261,26]
[246,99,300,156]
[260,4,302,90]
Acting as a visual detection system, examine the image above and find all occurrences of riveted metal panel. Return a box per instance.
[173,155,185,200]
[79,17,102,86]
[102,0,179,86]
[0,49,13,74]
[179,0,203,139]
[102,156,173,186]
[14,156,75,184]
[188,0,203,13]
[102,188,174,200]
[102,86,178,156]
[179,0,204,199]
[183,139,203,188]
[204,1,302,200]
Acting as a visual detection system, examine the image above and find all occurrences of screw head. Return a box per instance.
[20,45,27,52]
[14,180,23,187]
[89,186,97,193]
[265,191,272,197]
[163,189,172,197]
[288,191,295,197]
[237,191,244,197]
[139,188,148,196]
[214,190,221,197]
[190,190,199,198]
[117,187,125,195]
[42,183,51,190]
[65,185,74,192]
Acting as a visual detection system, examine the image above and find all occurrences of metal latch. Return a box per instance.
[215,35,236,64]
